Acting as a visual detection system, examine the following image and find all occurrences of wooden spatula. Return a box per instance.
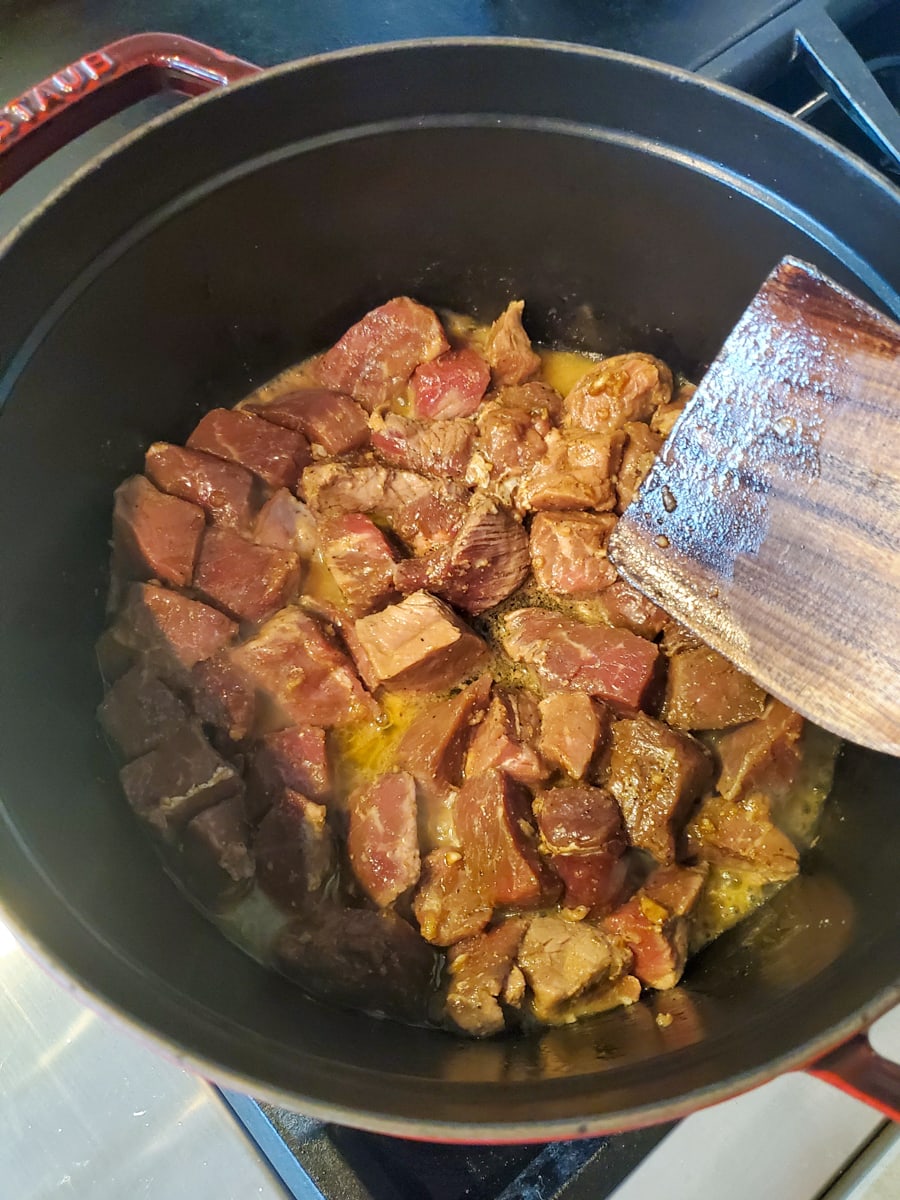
[608,257,900,756]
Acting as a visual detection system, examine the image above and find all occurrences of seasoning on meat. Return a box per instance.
[253,489,318,557]
[662,645,767,731]
[683,792,799,883]
[245,726,331,820]
[354,591,488,690]
[484,300,541,386]
[145,442,256,530]
[716,699,805,801]
[563,353,672,433]
[182,794,255,892]
[588,580,668,640]
[319,512,398,616]
[616,421,663,512]
[551,852,632,914]
[445,919,528,1036]
[98,666,188,761]
[189,653,257,742]
[390,488,468,556]
[348,770,420,907]
[112,583,237,684]
[255,789,335,910]
[187,407,310,491]
[467,384,559,502]
[194,527,300,624]
[246,388,370,456]
[370,410,475,479]
[398,673,493,804]
[538,693,609,779]
[465,689,548,784]
[411,346,491,419]
[604,863,706,990]
[112,475,204,588]
[517,427,625,513]
[413,850,493,946]
[529,511,618,596]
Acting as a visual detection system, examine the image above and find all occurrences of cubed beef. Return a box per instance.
[603,864,706,991]
[644,862,708,917]
[467,385,559,501]
[500,608,659,711]
[370,411,475,479]
[517,428,625,512]
[234,607,375,728]
[182,794,255,889]
[399,674,493,804]
[517,914,638,1023]
[563,353,672,433]
[188,653,255,742]
[616,421,663,512]
[465,690,548,784]
[606,714,712,863]
[445,919,528,1036]
[311,297,449,410]
[112,584,237,684]
[390,488,469,556]
[650,399,688,438]
[533,785,624,854]
[663,646,767,731]
[348,770,420,907]
[246,726,331,821]
[187,407,310,491]
[538,692,609,779]
[319,512,398,616]
[661,621,704,656]
[716,699,804,801]
[255,788,334,910]
[245,388,369,456]
[303,461,392,515]
[455,770,559,908]
[253,489,318,557]
[552,852,632,914]
[120,724,241,834]
[145,442,256,530]
[589,581,668,640]
[529,511,618,597]
[275,905,437,1021]
[112,475,204,588]
[411,347,491,419]
[683,791,799,882]
[484,300,541,386]
[194,527,300,624]
[413,850,493,946]
[354,591,488,691]
[98,666,188,760]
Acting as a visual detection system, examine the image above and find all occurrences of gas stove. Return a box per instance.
[1,4,898,1199]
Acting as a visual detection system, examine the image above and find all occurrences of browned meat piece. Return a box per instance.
[347,771,420,907]
[645,861,708,916]
[183,794,255,889]
[518,428,625,513]
[663,646,767,731]
[590,581,668,640]
[411,347,491,419]
[97,666,187,760]
[255,788,335,910]
[455,770,559,908]
[468,384,559,501]
[517,914,638,1022]
[245,726,331,821]
[615,421,663,512]
[538,692,609,779]
[533,785,624,854]
[552,852,632,914]
[311,297,449,410]
[716,699,804,802]
[606,714,713,863]
[145,442,257,530]
[484,300,541,386]
[245,388,370,456]
[413,850,493,946]
[234,607,375,728]
[398,674,493,807]
[370,411,475,478]
[111,584,237,685]
[390,488,469,556]
[303,461,392,515]
[684,791,798,882]
[529,511,618,597]
[120,724,241,834]
[112,475,204,588]
[275,905,437,1021]
[465,689,548,785]
[253,489,317,557]
[563,353,673,433]
[650,399,687,438]
[604,863,707,990]
[194,527,300,624]
[445,919,528,1036]
[500,607,660,711]
[187,407,310,491]
[354,591,488,691]
[661,621,704,656]
[319,512,398,616]
[189,653,256,741]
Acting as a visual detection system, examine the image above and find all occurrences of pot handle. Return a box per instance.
[0,32,261,194]
[808,1034,900,1121]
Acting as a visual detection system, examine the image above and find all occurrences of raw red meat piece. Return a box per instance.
[464,690,548,784]
[399,674,493,801]
[348,771,420,907]
[245,726,331,820]
[663,646,767,731]
[591,581,668,640]
[97,666,188,760]
[563,353,672,433]
[194,527,300,623]
[538,692,609,779]
[532,785,624,854]
[255,788,334,910]
[370,411,475,478]
[411,346,491,419]
[188,407,310,490]
[390,488,468,556]
[189,653,256,742]
[253,489,317,557]
[318,512,398,616]
[112,475,204,588]
[182,794,255,893]
[551,852,631,914]
[604,864,705,990]
[112,583,237,683]
[484,300,541,386]
[246,388,369,455]
[145,442,256,530]
[529,510,618,597]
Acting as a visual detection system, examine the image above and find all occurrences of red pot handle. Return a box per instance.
[0,32,260,194]
[808,1034,900,1121]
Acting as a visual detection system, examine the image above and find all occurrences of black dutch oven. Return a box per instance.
[0,34,898,1140]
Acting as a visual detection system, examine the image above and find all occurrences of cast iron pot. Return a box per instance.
[0,34,899,1141]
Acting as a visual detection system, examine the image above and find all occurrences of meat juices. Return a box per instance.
[98,294,831,1039]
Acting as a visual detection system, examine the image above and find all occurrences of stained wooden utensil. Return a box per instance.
[608,257,900,756]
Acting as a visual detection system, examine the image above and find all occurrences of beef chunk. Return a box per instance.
[98,666,187,760]
[411,347,491,419]
[484,300,541,386]
[112,584,237,684]
[563,353,672,433]
[182,794,255,892]
[246,388,369,456]
[399,674,493,800]
[233,607,376,728]
[467,384,559,501]
[390,487,469,556]
[645,861,708,917]
[319,512,398,616]
[255,789,335,909]
[194,527,300,623]
[112,475,204,588]
[370,411,475,479]
[538,692,609,779]
[589,581,668,640]
[683,791,799,882]
[413,850,492,946]
[517,915,639,1023]
[650,381,695,439]
[465,690,548,785]
[189,653,256,741]
[605,888,688,991]
[529,511,618,597]
[455,770,559,908]
[445,919,528,1036]
[246,726,331,821]
[348,771,420,907]
[275,905,437,1021]
[552,852,632,914]
[354,591,488,691]
[533,785,624,854]
[606,714,712,863]
[616,421,663,512]
[187,407,310,491]
[716,699,804,802]
[145,442,256,530]
[518,428,625,513]
[663,646,767,731]
[304,461,392,515]
[253,489,318,557]
[500,607,659,711]
[311,297,449,410]
[120,724,241,834]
